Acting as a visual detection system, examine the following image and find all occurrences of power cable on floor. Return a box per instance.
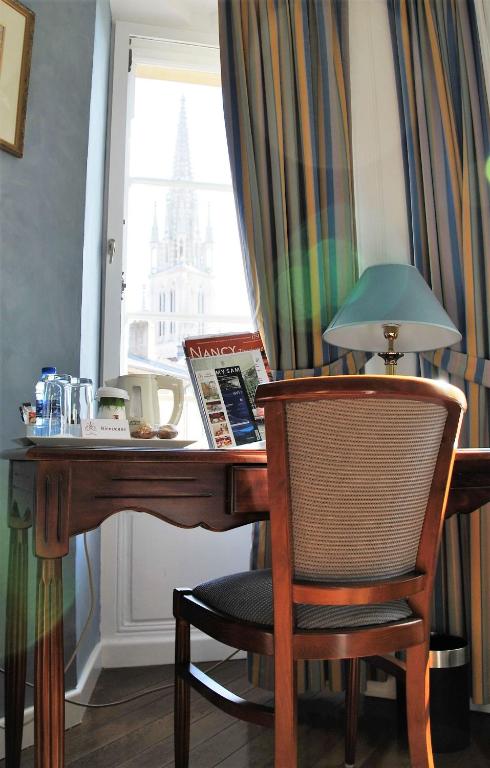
[0,533,240,723]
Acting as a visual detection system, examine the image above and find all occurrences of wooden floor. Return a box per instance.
[3,660,490,767]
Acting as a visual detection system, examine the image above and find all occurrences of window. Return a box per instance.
[104,35,253,437]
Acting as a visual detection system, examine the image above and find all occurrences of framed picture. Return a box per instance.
[0,0,34,157]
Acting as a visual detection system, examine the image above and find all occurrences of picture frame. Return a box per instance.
[0,0,34,157]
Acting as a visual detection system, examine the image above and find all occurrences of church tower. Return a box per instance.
[148,95,213,360]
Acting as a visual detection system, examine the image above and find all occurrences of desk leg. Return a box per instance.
[5,527,28,768]
[34,558,64,768]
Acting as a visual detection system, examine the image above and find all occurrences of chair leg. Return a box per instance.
[274,657,297,768]
[174,615,191,768]
[405,643,434,768]
[345,658,360,767]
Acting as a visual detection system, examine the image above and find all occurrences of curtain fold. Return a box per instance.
[388,0,490,704]
[474,0,490,107]
[219,0,367,380]
[219,0,365,692]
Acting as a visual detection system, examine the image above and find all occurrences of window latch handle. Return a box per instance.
[107,238,116,264]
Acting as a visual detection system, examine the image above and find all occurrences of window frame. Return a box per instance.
[102,21,220,383]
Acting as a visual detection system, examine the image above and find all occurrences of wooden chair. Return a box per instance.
[173,375,466,768]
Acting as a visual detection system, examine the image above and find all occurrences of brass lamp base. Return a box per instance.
[377,325,404,375]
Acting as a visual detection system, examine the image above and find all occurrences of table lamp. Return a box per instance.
[323,264,461,374]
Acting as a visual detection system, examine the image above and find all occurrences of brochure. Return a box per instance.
[183,331,272,448]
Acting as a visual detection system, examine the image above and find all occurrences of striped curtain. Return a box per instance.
[218,0,365,691]
[388,0,490,703]
[218,0,367,380]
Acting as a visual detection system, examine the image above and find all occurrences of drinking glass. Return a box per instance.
[64,378,94,436]
[43,379,67,436]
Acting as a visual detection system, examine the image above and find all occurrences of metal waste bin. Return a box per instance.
[430,634,470,753]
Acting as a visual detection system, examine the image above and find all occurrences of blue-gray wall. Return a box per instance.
[0,0,111,714]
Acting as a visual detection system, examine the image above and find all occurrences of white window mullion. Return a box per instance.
[103,25,133,381]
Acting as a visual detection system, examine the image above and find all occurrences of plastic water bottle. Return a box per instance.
[35,367,57,435]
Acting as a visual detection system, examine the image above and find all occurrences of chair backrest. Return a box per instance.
[256,376,466,613]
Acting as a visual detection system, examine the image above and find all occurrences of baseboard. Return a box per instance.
[0,642,102,759]
[100,627,246,668]
[65,642,103,720]
[0,630,244,759]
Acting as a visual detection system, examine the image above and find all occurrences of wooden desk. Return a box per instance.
[5,446,490,767]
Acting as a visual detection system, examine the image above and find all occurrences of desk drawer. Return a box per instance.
[229,465,269,520]
[75,461,223,497]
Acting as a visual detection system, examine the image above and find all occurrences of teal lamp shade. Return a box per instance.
[323,264,461,353]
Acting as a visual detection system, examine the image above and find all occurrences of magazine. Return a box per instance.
[183,331,272,448]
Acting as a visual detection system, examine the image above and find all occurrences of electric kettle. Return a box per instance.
[106,374,185,428]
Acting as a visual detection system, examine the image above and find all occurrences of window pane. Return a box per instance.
[129,78,232,185]
[125,182,251,346]
[122,69,253,438]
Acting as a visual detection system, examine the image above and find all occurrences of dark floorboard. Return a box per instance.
[2,660,489,767]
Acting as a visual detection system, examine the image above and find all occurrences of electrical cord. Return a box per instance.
[1,648,239,712]
[56,649,240,709]
[0,531,97,729]
[0,534,240,720]
[64,533,96,676]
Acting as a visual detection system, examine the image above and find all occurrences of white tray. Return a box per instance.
[26,436,196,449]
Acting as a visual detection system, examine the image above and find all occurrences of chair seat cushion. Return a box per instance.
[193,569,413,630]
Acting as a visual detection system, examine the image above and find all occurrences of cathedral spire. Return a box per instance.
[150,202,159,244]
[205,204,213,243]
[163,93,198,251]
[172,95,192,181]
